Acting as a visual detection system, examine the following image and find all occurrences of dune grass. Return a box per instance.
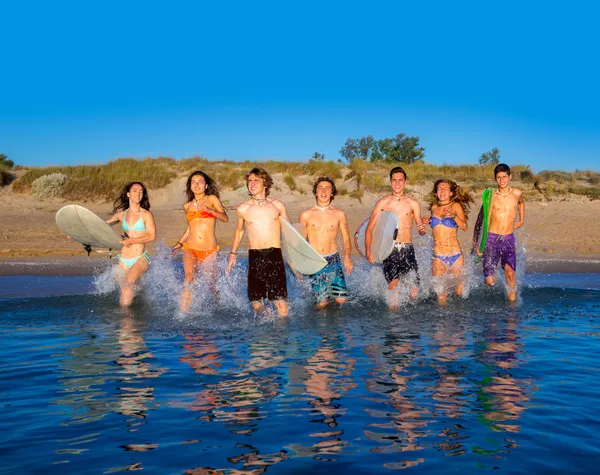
[11,156,600,201]
[13,158,177,200]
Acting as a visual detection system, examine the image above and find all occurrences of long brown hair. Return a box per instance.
[428,179,474,217]
[185,171,220,201]
[112,182,150,214]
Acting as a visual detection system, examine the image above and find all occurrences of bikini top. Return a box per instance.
[186,208,216,222]
[122,210,146,232]
[430,216,458,228]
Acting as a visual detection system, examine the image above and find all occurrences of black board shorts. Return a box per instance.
[248,247,288,301]
[382,242,420,284]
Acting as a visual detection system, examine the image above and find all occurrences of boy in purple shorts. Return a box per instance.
[474,164,525,302]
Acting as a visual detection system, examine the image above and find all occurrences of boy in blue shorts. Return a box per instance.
[299,177,353,308]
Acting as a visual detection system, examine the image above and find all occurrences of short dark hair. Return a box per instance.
[245,167,273,197]
[390,166,407,180]
[312,177,337,201]
[494,163,511,177]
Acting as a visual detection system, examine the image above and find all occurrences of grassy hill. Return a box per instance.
[8,156,600,202]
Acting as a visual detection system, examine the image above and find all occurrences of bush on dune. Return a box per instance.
[14,158,176,200]
[10,156,599,202]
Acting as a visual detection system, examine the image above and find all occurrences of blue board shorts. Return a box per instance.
[310,252,348,303]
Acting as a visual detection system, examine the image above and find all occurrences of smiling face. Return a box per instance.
[390,172,406,195]
[495,171,512,190]
[315,180,333,204]
[247,174,266,198]
[436,182,453,203]
[127,184,144,204]
[190,174,207,196]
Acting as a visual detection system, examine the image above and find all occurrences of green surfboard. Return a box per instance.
[473,188,492,260]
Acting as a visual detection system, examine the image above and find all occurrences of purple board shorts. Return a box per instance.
[483,232,517,277]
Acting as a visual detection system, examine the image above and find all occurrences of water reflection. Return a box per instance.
[115,310,164,420]
[287,330,357,460]
[474,313,537,435]
[364,330,429,462]
[3,283,594,473]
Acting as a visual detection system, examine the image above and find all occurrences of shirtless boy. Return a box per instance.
[299,177,353,308]
[474,163,525,302]
[226,167,291,316]
[366,167,426,307]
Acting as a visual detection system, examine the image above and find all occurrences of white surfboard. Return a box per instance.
[280,218,327,275]
[354,210,399,263]
[56,205,122,250]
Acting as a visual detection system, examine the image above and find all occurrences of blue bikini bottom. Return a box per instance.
[117,251,150,269]
[433,252,462,267]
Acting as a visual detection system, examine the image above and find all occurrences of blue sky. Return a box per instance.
[2,1,598,171]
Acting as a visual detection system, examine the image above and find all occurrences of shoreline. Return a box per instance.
[1,254,598,277]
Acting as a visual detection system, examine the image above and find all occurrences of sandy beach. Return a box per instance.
[1,175,599,275]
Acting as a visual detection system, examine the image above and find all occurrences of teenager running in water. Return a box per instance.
[299,177,353,308]
[422,179,474,305]
[365,167,426,309]
[226,167,291,317]
[473,163,525,302]
[172,171,228,312]
[106,182,156,307]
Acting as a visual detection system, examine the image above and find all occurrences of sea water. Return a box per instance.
[1,250,599,473]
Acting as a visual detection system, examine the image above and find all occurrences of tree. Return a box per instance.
[339,138,360,162]
[479,147,500,165]
[339,136,376,162]
[0,154,14,168]
[312,152,325,162]
[340,134,424,163]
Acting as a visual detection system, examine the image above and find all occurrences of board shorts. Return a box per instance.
[309,252,348,303]
[247,247,288,302]
[483,232,517,277]
[383,242,420,284]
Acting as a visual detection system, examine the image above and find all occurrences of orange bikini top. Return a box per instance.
[187,208,216,222]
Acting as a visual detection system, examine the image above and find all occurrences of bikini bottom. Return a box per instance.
[432,251,462,267]
[118,251,151,269]
[183,244,219,263]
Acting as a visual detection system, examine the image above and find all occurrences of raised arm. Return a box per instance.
[105,211,123,226]
[226,208,246,275]
[121,211,156,246]
[338,210,354,274]
[208,196,229,223]
[452,202,468,231]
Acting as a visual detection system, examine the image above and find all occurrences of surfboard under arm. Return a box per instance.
[473,188,492,254]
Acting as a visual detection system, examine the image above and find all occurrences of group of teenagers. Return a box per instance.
[106,163,524,313]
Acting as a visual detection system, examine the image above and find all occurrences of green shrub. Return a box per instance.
[520,169,535,182]
[568,186,600,199]
[0,164,14,186]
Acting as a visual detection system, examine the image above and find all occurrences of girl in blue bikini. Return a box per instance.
[422,179,474,305]
[106,182,156,307]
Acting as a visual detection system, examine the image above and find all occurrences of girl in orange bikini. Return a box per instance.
[172,171,228,312]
